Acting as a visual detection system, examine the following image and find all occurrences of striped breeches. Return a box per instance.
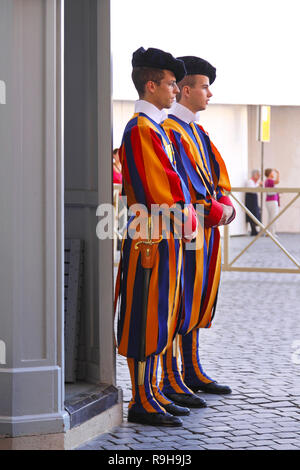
[160,336,193,395]
[180,329,213,386]
[127,355,172,414]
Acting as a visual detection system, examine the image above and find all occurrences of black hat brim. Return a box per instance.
[132,47,186,83]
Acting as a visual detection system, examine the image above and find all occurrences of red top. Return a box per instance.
[265,178,279,205]
[113,168,122,184]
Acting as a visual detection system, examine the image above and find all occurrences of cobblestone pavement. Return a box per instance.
[77,233,300,450]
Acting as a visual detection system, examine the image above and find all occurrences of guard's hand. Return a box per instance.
[183,229,198,243]
[217,204,234,226]
[183,221,198,242]
[182,203,198,241]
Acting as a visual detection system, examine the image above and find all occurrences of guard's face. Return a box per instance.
[189,74,213,111]
[152,70,179,109]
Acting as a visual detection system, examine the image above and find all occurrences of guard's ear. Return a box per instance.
[182,85,191,98]
[145,80,157,95]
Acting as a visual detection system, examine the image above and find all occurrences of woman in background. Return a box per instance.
[113,148,122,184]
[264,168,280,236]
[113,148,123,250]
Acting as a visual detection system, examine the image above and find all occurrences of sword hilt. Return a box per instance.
[134,236,163,250]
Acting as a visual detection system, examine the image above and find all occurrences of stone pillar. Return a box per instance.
[0,0,68,438]
[97,0,115,387]
[64,0,102,384]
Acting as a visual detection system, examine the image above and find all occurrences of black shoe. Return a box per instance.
[128,409,183,427]
[164,403,190,416]
[165,393,207,408]
[189,381,232,395]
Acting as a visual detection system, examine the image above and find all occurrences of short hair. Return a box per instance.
[176,75,197,102]
[251,169,260,177]
[113,148,119,155]
[264,168,273,177]
[132,66,165,98]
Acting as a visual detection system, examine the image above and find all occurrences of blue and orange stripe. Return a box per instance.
[163,116,232,330]
[179,330,213,386]
[160,338,194,395]
[127,357,166,414]
[116,113,193,360]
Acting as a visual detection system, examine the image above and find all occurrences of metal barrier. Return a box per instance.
[223,187,300,273]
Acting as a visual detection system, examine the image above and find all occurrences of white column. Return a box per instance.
[0,0,68,436]
[97,0,115,385]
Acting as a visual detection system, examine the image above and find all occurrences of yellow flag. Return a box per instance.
[259,105,271,142]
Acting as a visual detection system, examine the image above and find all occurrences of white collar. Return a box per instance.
[169,102,201,124]
[135,100,167,124]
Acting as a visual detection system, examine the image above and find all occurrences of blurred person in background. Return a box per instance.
[245,169,261,236]
[113,148,122,184]
[264,168,280,236]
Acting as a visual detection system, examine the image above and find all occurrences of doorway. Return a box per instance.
[63,0,119,429]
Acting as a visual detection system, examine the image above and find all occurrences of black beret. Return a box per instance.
[132,47,186,83]
[177,56,216,84]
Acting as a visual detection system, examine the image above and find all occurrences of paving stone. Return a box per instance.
[100,444,132,450]
[208,425,234,432]
[134,436,161,443]
[194,431,230,438]
[275,432,300,439]
[253,428,279,434]
[226,441,254,449]
[250,439,278,447]
[211,405,242,412]
[251,434,279,441]
[270,443,300,450]
[174,441,206,449]
[180,445,207,450]
[245,398,273,404]
[137,430,170,438]
[91,436,118,445]
[261,401,297,408]
[201,444,232,450]
[128,443,158,450]
[110,437,139,444]
[201,437,233,444]
[273,438,300,447]
[248,446,273,450]
[231,429,258,436]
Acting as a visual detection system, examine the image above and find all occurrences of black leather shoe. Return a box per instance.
[128,409,183,427]
[189,381,232,395]
[165,393,207,408]
[164,403,190,416]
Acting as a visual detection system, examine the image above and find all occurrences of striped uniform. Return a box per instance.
[160,114,235,393]
[115,111,197,414]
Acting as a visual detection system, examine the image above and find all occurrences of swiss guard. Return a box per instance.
[114,47,199,427]
[161,56,235,404]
